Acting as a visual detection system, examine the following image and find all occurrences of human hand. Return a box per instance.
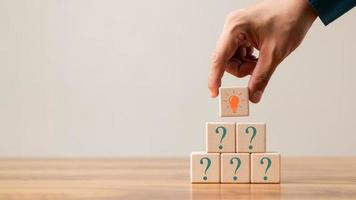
[208,0,317,103]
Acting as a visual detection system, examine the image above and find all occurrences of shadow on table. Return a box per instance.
[190,184,281,200]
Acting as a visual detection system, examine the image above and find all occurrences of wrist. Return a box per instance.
[302,0,318,22]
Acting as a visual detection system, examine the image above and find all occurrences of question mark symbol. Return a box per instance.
[200,157,211,181]
[230,157,241,181]
[245,126,257,150]
[215,126,227,150]
[260,157,272,181]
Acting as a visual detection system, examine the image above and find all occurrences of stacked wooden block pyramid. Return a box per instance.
[190,87,281,183]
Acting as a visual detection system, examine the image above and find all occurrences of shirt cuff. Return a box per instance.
[308,0,356,25]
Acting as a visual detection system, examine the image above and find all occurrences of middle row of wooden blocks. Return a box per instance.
[207,122,265,153]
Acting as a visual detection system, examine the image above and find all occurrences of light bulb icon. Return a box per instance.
[229,95,239,113]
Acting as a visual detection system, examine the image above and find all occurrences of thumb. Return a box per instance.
[248,47,278,103]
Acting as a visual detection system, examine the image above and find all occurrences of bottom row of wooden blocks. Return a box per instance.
[190,152,280,183]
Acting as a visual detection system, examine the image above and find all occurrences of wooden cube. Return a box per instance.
[206,122,236,153]
[221,153,250,183]
[251,153,281,183]
[219,87,249,117]
[190,152,220,183]
[236,123,266,153]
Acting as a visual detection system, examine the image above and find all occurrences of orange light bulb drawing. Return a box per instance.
[229,95,239,113]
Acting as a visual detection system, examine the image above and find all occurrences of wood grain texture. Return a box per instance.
[0,157,356,200]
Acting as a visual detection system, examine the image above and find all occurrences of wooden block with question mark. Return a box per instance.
[236,123,266,153]
[221,153,250,183]
[190,152,220,183]
[219,87,249,117]
[206,122,236,153]
[251,153,281,183]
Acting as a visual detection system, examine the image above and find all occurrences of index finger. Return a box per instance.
[208,32,239,97]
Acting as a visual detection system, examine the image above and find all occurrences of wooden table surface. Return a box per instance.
[0,157,356,200]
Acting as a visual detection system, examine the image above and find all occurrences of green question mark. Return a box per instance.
[260,157,272,181]
[215,126,227,150]
[245,126,257,150]
[200,157,211,181]
[230,157,241,181]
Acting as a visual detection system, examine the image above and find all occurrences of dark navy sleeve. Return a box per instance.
[308,0,356,25]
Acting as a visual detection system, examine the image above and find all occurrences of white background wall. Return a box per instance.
[0,0,355,157]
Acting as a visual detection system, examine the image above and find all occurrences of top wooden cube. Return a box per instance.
[219,87,249,117]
